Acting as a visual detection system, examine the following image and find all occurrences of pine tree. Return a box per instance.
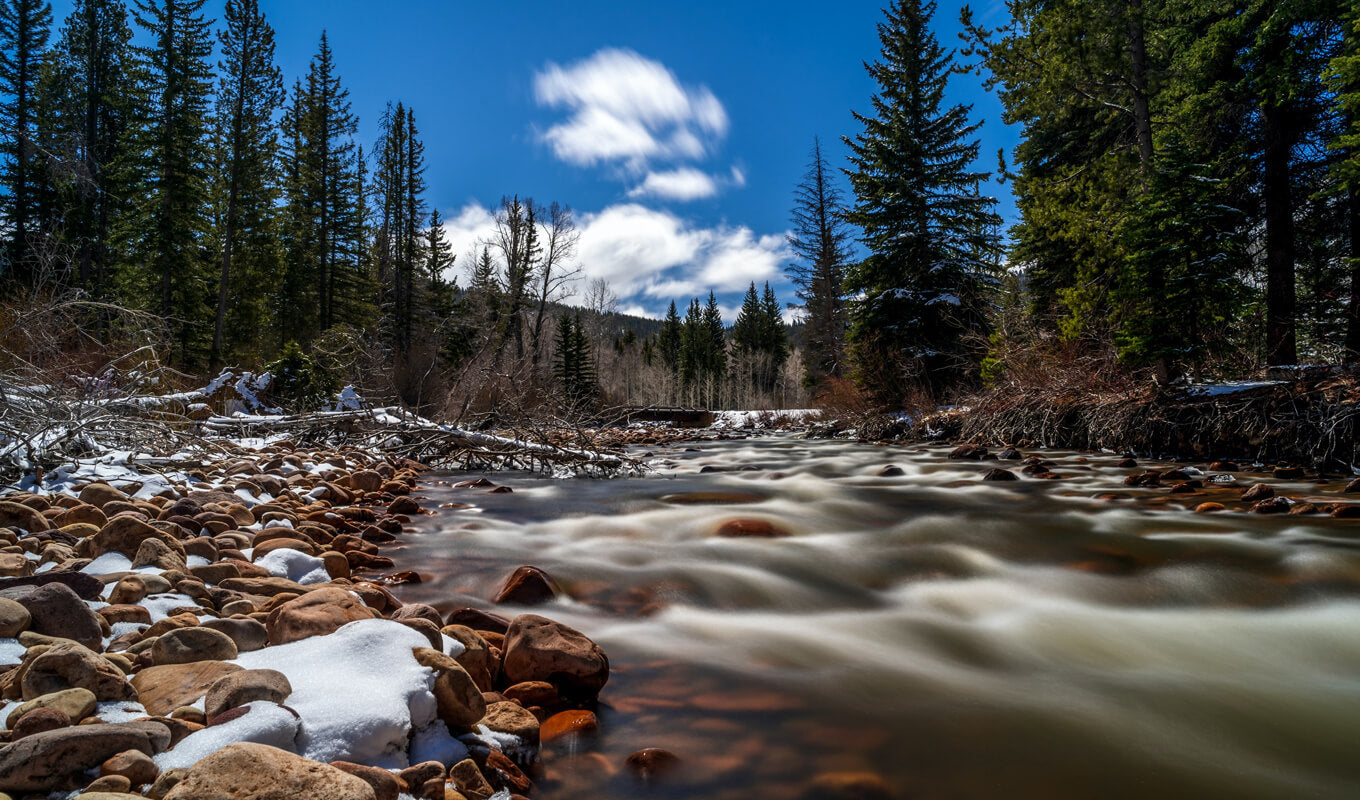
[373,101,426,356]
[1330,0,1360,363]
[658,299,683,373]
[125,0,215,363]
[0,0,51,281]
[210,0,282,367]
[43,0,138,300]
[492,195,539,362]
[786,136,851,387]
[554,310,596,406]
[845,0,1000,404]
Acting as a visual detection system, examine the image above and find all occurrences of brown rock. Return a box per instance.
[713,518,789,538]
[947,443,988,460]
[492,566,559,605]
[79,484,129,509]
[444,608,510,635]
[204,669,292,723]
[151,627,238,666]
[624,748,680,781]
[397,761,444,793]
[502,681,557,708]
[217,576,313,597]
[477,701,539,746]
[78,516,184,560]
[130,661,242,717]
[0,596,31,637]
[21,642,136,702]
[449,758,492,800]
[412,648,485,727]
[482,749,531,794]
[200,617,269,653]
[321,551,351,580]
[440,625,496,692]
[0,721,169,792]
[100,748,160,787]
[1344,478,1360,494]
[7,687,98,728]
[162,742,376,800]
[331,761,400,800]
[540,709,597,745]
[265,586,380,645]
[1193,502,1226,514]
[0,583,103,651]
[80,774,135,794]
[253,538,318,558]
[98,604,153,626]
[130,538,187,572]
[348,471,384,493]
[1250,497,1290,514]
[391,603,444,627]
[0,553,33,578]
[11,706,72,739]
[0,500,51,533]
[1241,483,1275,502]
[388,496,420,515]
[107,576,150,606]
[189,563,241,585]
[981,468,1019,481]
[502,614,609,697]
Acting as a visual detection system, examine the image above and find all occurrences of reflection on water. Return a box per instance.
[389,438,1360,800]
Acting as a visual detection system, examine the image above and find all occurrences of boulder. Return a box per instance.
[1241,483,1275,502]
[502,614,609,697]
[0,583,102,650]
[54,505,108,529]
[6,687,97,728]
[11,707,72,739]
[78,517,184,560]
[162,743,376,800]
[411,647,485,727]
[130,661,242,717]
[20,642,136,702]
[0,721,169,792]
[0,596,31,637]
[389,603,443,628]
[78,484,129,509]
[540,709,598,744]
[477,700,539,746]
[200,618,269,653]
[329,761,399,800]
[265,586,379,645]
[440,625,496,692]
[131,538,187,572]
[0,554,33,578]
[107,576,150,605]
[204,669,292,724]
[100,749,160,787]
[152,627,239,666]
[0,501,50,533]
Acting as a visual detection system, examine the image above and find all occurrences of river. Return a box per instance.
[387,437,1360,800]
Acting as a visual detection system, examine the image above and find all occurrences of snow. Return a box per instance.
[0,638,25,665]
[155,701,302,770]
[226,619,448,768]
[1184,380,1286,397]
[709,409,820,431]
[255,548,330,585]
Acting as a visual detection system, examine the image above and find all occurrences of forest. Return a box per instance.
[0,0,1356,420]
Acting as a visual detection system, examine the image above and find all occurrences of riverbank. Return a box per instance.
[0,443,623,799]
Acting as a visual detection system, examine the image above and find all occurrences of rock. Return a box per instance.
[99,604,152,626]
[449,758,493,800]
[0,597,30,637]
[493,566,559,605]
[7,687,97,728]
[388,496,420,515]
[412,647,486,727]
[21,642,136,702]
[1193,502,1226,514]
[801,771,896,800]
[100,749,160,787]
[321,552,351,580]
[876,465,905,477]
[947,444,988,460]
[1209,460,1239,472]
[1123,471,1162,487]
[162,743,376,800]
[56,505,109,529]
[78,516,184,560]
[130,662,242,717]
[79,484,129,509]
[107,576,150,605]
[540,709,598,745]
[444,608,511,635]
[713,519,789,538]
[397,762,444,793]
[1241,483,1275,502]
[981,468,1018,482]
[1330,504,1360,519]
[1344,478,1360,494]
[330,761,400,800]
[440,625,496,691]
[395,618,443,650]
[0,501,50,533]
[200,618,269,653]
[502,614,609,698]
[998,448,1024,460]
[477,701,540,746]
[11,707,72,739]
[130,538,187,572]
[79,780,138,797]
[265,586,380,645]
[0,582,103,651]
[348,471,384,493]
[1250,497,1290,514]
[658,491,767,505]
[152,627,239,666]
[502,681,557,707]
[217,576,314,598]
[0,721,169,792]
[253,538,318,558]
[0,554,32,578]
[204,669,292,724]
[481,749,531,794]
[624,748,680,781]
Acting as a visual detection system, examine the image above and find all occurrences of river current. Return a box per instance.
[388,437,1360,800]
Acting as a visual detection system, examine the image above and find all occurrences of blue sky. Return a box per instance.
[52,0,1018,322]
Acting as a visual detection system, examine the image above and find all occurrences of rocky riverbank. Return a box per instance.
[0,444,627,800]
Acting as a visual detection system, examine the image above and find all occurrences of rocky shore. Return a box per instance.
[0,443,624,800]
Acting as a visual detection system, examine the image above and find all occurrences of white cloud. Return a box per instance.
[627,168,719,201]
[534,48,728,170]
[443,200,792,316]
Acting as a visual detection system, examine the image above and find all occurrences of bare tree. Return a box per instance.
[529,201,581,367]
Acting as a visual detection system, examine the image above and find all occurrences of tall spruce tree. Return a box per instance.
[210,0,282,367]
[373,101,425,356]
[659,299,683,373]
[44,0,137,300]
[0,0,51,281]
[786,136,851,387]
[126,0,215,363]
[845,0,1000,404]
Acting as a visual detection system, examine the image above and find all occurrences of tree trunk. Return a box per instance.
[1125,0,1154,176]
[1262,102,1297,366]
[1346,181,1360,366]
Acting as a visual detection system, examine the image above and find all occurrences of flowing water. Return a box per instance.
[388,437,1360,800]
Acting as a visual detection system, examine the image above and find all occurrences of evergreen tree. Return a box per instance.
[553,310,596,405]
[491,194,538,362]
[1330,0,1360,363]
[43,0,137,300]
[658,299,683,372]
[125,0,215,363]
[373,101,425,356]
[760,281,789,377]
[210,0,282,367]
[845,0,1001,404]
[786,136,851,387]
[0,0,51,281]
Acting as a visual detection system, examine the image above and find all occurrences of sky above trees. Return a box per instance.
[47,0,1018,321]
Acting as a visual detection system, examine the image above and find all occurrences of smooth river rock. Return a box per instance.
[162,743,376,800]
